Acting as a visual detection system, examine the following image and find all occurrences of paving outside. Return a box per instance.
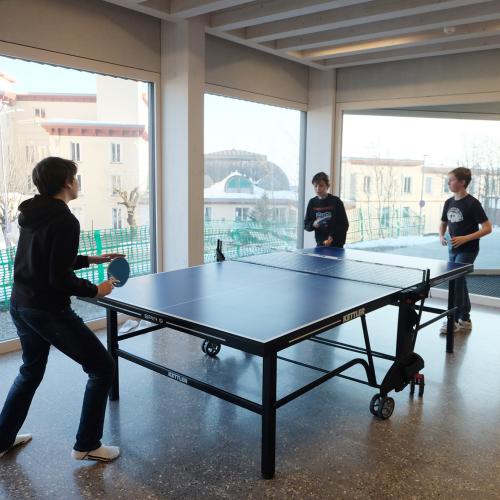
[349,227,499,270]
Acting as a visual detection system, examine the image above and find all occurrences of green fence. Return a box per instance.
[346,212,425,244]
[0,225,150,309]
[0,213,424,308]
[204,220,297,262]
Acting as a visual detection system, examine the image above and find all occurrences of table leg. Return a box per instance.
[261,353,277,479]
[446,279,456,354]
[106,309,120,400]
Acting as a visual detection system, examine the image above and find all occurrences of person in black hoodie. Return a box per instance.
[304,172,349,247]
[0,157,124,462]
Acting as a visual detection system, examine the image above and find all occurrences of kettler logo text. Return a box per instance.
[168,371,188,384]
[343,308,366,323]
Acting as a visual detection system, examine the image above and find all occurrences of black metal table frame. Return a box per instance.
[94,266,468,479]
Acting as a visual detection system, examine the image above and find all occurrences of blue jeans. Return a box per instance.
[449,249,478,322]
[0,304,115,453]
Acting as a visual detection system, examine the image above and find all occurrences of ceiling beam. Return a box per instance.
[205,27,325,69]
[319,33,500,68]
[169,0,254,18]
[303,20,500,60]
[209,0,370,31]
[242,0,493,42]
[273,1,500,51]
[103,0,172,19]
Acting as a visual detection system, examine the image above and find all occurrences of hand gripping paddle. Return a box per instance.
[107,257,130,287]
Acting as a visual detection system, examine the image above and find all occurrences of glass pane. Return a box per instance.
[0,56,153,342]
[204,94,301,262]
[341,112,499,274]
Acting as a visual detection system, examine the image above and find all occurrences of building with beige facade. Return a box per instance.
[340,157,495,237]
[0,73,149,246]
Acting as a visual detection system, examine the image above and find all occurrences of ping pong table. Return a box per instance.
[90,247,472,479]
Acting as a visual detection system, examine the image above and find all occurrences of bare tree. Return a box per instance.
[371,162,401,238]
[461,138,500,226]
[114,187,140,227]
[0,128,32,247]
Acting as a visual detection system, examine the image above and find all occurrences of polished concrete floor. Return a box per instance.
[1,300,499,499]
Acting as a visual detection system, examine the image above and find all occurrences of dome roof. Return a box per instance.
[205,149,290,190]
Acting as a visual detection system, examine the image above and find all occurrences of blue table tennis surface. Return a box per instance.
[99,248,470,345]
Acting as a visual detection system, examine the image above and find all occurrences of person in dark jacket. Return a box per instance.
[304,172,349,247]
[0,157,124,462]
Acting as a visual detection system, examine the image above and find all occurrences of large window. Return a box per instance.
[0,55,155,343]
[204,94,302,262]
[340,112,499,280]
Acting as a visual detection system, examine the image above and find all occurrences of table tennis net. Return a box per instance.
[237,252,428,290]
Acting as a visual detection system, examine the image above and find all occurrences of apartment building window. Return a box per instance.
[403,176,412,194]
[112,207,123,229]
[425,177,432,194]
[111,143,122,163]
[235,207,250,221]
[443,177,450,193]
[363,176,371,193]
[111,175,122,194]
[76,174,82,192]
[70,142,81,162]
[34,108,46,118]
[205,207,212,220]
[402,206,410,218]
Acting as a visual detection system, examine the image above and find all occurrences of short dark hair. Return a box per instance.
[32,157,77,196]
[449,167,472,188]
[312,172,330,186]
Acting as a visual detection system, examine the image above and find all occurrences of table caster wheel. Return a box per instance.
[202,340,221,357]
[369,394,395,419]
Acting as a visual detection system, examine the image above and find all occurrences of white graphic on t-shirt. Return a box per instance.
[447,207,463,223]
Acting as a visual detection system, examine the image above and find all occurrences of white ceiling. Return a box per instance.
[102,0,500,69]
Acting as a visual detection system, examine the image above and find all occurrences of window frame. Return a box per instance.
[110,142,122,163]
[0,47,160,350]
[70,141,81,162]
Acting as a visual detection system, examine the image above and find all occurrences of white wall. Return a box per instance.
[0,0,161,72]
[205,35,308,109]
[336,50,500,105]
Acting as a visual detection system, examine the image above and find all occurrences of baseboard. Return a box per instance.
[0,337,21,355]
[431,287,500,308]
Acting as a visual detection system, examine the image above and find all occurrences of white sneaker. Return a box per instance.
[72,444,120,462]
[440,321,461,334]
[458,319,472,331]
[0,433,32,458]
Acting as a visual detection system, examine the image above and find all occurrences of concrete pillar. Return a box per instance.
[161,18,205,270]
[304,68,336,248]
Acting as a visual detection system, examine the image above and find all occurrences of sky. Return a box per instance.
[342,114,500,168]
[204,94,302,185]
[0,55,96,93]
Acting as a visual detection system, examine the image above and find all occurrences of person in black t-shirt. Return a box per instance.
[439,167,491,333]
[0,157,124,462]
[304,172,349,247]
